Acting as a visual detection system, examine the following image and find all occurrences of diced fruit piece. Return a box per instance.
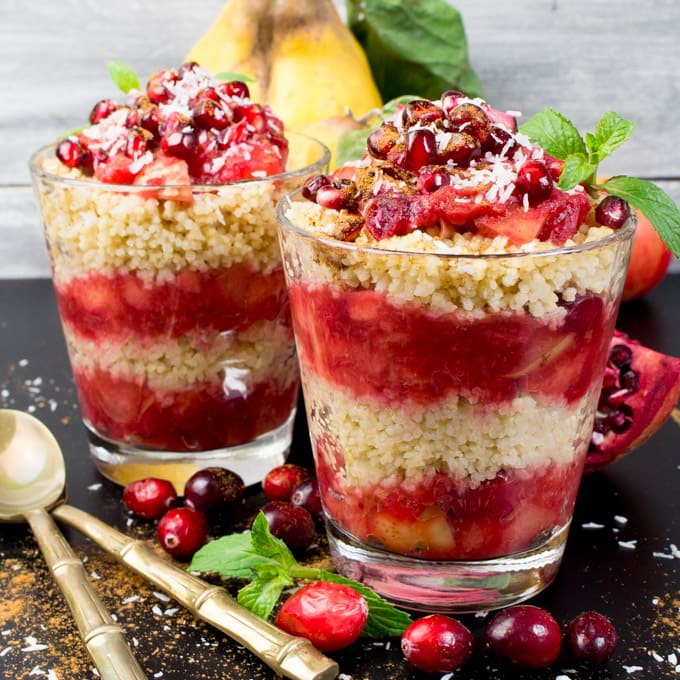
[132,156,192,201]
[259,501,316,552]
[93,153,136,184]
[476,203,546,243]
[123,478,177,519]
[183,467,245,514]
[275,582,368,652]
[262,464,311,502]
[401,615,474,673]
[566,611,617,664]
[157,507,208,559]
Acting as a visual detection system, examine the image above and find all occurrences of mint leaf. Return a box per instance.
[214,71,256,83]
[237,576,292,620]
[558,153,595,190]
[603,176,680,257]
[519,109,586,160]
[107,60,140,93]
[316,570,412,637]
[188,532,279,580]
[250,512,297,570]
[347,0,484,101]
[594,112,635,160]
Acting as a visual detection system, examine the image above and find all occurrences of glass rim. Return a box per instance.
[28,130,330,192]
[277,189,637,260]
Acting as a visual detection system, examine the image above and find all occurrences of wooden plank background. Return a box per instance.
[2,0,678,277]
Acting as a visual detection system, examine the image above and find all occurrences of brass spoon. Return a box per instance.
[0,409,147,679]
[1,410,339,680]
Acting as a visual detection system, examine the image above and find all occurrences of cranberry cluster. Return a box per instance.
[55,62,288,184]
[122,463,321,559]
[402,605,617,673]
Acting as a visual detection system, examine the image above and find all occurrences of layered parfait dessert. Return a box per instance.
[278,92,633,576]
[31,62,328,484]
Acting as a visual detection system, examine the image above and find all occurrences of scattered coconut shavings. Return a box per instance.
[21,637,48,652]
[623,665,644,673]
[614,514,629,525]
[87,483,103,491]
[618,539,638,550]
[582,521,606,529]
[555,675,572,680]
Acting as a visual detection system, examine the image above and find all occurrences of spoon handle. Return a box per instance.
[53,503,339,680]
[25,507,148,680]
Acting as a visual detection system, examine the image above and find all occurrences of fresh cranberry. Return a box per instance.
[262,464,312,501]
[157,507,207,559]
[302,174,331,202]
[183,467,245,514]
[417,165,451,193]
[275,582,368,652]
[401,615,474,673]
[366,122,400,160]
[220,80,250,100]
[55,138,83,168]
[595,195,631,229]
[123,478,178,520]
[89,98,119,125]
[290,478,323,519]
[401,99,444,127]
[147,68,178,104]
[447,103,491,145]
[405,129,437,171]
[193,99,231,130]
[260,501,315,552]
[516,160,554,205]
[483,605,562,669]
[438,131,479,167]
[566,611,617,664]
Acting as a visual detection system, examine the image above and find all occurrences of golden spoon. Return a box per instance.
[0,409,147,679]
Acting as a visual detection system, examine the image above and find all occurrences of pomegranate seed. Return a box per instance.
[157,507,207,559]
[417,165,451,193]
[275,582,368,652]
[89,98,119,125]
[566,611,617,665]
[262,464,311,502]
[290,478,323,519]
[315,179,359,211]
[482,125,517,156]
[440,90,467,116]
[233,103,267,133]
[447,103,491,145]
[178,61,200,76]
[366,122,400,160]
[438,131,479,167]
[302,174,331,202]
[401,615,473,673]
[405,129,437,171]
[123,478,178,520]
[483,605,562,669]
[606,407,634,433]
[161,113,196,161]
[260,501,316,552]
[609,343,633,368]
[620,369,639,392]
[220,80,250,100]
[193,99,231,130]
[147,68,178,104]
[139,105,161,140]
[79,148,108,175]
[55,138,83,168]
[595,195,631,229]
[516,160,554,205]
[401,99,444,128]
[183,467,245,514]
[125,128,150,160]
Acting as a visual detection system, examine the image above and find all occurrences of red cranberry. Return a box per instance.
[401,99,444,128]
[290,478,323,519]
[401,615,474,673]
[89,98,119,125]
[404,129,437,171]
[183,467,245,514]
[55,138,83,168]
[262,464,312,502]
[275,582,368,652]
[366,122,400,160]
[260,501,315,552]
[516,160,554,205]
[483,605,562,669]
[220,80,250,100]
[301,174,331,202]
[595,195,631,229]
[447,103,491,145]
[123,478,178,520]
[147,68,178,104]
[566,611,617,665]
[417,165,451,193]
[157,507,207,559]
[193,99,231,130]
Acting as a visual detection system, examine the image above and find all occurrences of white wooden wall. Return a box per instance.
[2,0,679,276]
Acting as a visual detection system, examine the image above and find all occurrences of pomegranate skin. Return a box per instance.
[622,210,672,301]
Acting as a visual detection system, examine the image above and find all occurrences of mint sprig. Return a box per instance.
[189,512,413,637]
[107,60,140,94]
[520,109,680,257]
[214,71,256,83]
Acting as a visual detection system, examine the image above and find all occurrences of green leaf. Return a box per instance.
[250,512,297,570]
[603,176,680,257]
[558,153,594,190]
[213,71,256,83]
[188,532,280,580]
[347,0,484,101]
[237,576,291,620]
[316,570,412,637]
[519,108,587,160]
[107,60,140,94]
[595,112,635,160]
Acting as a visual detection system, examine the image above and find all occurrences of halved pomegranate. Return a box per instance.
[587,331,680,472]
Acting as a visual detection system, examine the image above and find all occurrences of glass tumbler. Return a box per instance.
[30,134,329,489]
[278,193,634,612]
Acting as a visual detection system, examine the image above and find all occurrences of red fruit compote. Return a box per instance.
[30,62,329,488]
[278,92,634,612]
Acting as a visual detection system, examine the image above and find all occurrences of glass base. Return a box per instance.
[326,518,568,614]
[86,411,295,490]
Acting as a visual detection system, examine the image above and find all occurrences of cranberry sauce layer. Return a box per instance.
[290,283,613,407]
[75,365,298,452]
[315,435,583,561]
[55,265,289,341]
